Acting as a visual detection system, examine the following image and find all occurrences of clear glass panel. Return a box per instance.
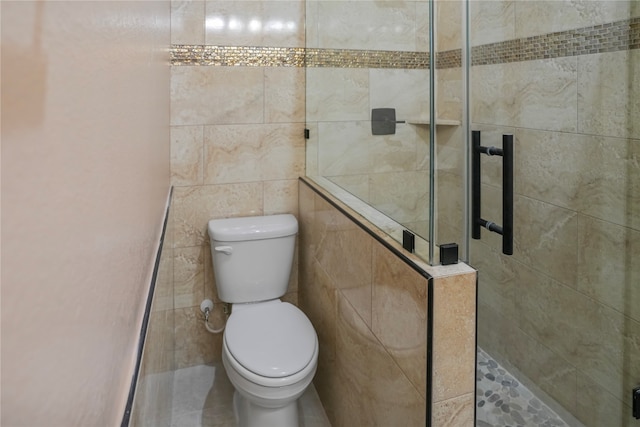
[305,0,435,261]
[471,2,640,426]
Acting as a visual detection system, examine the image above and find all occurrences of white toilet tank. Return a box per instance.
[207,214,298,304]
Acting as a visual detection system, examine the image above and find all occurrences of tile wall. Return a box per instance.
[168,0,306,369]
[305,0,434,239]
[435,2,640,426]
[299,179,476,426]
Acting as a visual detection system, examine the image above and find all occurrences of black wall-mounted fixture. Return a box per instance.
[633,386,640,419]
[371,108,405,135]
[471,130,514,255]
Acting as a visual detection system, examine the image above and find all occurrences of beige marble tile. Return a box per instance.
[171,125,203,187]
[574,135,640,230]
[300,258,338,368]
[578,214,640,323]
[334,295,425,426]
[142,310,174,375]
[299,253,338,425]
[369,170,429,223]
[519,276,640,403]
[472,239,543,324]
[174,306,222,369]
[431,392,475,427]
[173,245,205,310]
[512,58,578,132]
[306,68,369,122]
[317,121,372,176]
[471,63,515,128]
[281,291,298,307]
[436,171,463,246]
[415,2,430,52]
[171,0,205,45]
[514,128,587,211]
[204,1,304,47]
[512,195,579,288]
[472,58,578,132]
[500,320,578,415]
[316,1,417,51]
[578,50,640,140]
[515,0,636,39]
[370,69,429,120]
[172,183,263,248]
[298,180,317,250]
[203,123,305,185]
[305,122,319,177]
[369,126,421,174]
[171,66,263,126]
[432,272,476,402]
[329,174,371,204]
[575,371,637,427]
[203,244,221,303]
[372,244,428,398]
[263,179,299,216]
[305,0,319,49]
[260,1,305,48]
[203,1,262,46]
[315,196,373,327]
[264,67,305,124]
[437,67,463,122]
[470,0,515,47]
[437,0,462,52]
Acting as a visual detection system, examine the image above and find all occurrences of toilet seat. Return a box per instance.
[224,301,317,381]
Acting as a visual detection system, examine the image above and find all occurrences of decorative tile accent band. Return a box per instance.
[171,17,639,68]
[471,17,640,67]
[305,48,428,69]
[171,45,306,67]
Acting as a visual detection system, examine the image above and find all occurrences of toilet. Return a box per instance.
[207,214,318,427]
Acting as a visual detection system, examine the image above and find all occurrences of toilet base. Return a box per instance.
[233,390,299,427]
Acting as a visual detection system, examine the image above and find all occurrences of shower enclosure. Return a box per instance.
[305,0,640,425]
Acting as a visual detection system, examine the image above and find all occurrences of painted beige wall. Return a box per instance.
[1,1,171,425]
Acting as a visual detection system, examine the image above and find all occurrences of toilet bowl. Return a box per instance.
[222,300,318,426]
[207,215,319,427]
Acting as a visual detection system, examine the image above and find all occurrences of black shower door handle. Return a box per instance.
[472,131,513,255]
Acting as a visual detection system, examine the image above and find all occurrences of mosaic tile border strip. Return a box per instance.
[171,45,428,69]
[305,47,428,69]
[171,17,640,68]
[171,45,306,67]
[471,16,640,67]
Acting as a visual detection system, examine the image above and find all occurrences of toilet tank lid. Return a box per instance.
[208,214,298,242]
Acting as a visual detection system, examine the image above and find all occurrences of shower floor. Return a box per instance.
[476,348,572,427]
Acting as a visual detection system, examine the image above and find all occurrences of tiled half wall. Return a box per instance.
[299,178,477,426]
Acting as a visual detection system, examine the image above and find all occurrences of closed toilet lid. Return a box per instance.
[224,302,317,378]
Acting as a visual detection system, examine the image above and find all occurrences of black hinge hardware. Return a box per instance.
[633,386,640,419]
[304,128,310,139]
[402,230,415,253]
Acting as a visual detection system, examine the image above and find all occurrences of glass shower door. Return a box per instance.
[470,2,640,426]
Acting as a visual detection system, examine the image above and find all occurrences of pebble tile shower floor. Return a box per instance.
[476,348,573,427]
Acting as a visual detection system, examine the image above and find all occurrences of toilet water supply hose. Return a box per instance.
[200,299,228,334]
